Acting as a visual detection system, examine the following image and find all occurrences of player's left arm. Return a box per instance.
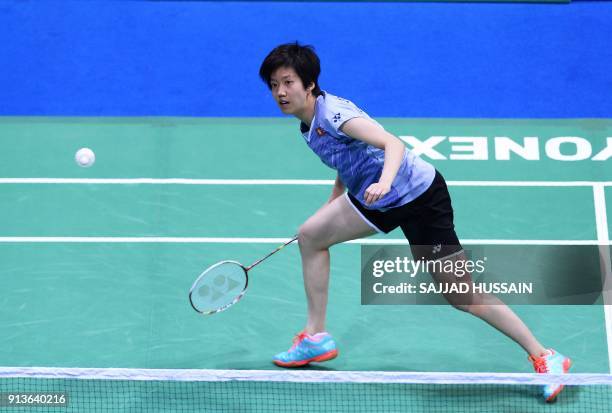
[340,117,406,205]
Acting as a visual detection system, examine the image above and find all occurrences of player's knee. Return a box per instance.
[298,222,322,250]
[465,303,489,318]
[449,302,471,313]
[443,294,480,313]
[298,219,334,251]
[449,301,487,317]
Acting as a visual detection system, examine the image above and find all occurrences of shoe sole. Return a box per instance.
[273,349,338,368]
[545,358,572,403]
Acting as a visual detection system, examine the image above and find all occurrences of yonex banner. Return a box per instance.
[400,136,612,162]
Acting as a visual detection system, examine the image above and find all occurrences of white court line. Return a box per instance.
[0,178,334,185]
[0,178,611,186]
[0,237,608,245]
[593,184,612,373]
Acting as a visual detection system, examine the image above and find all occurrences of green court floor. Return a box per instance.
[0,118,611,374]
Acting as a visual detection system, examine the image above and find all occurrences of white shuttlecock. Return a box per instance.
[75,148,96,168]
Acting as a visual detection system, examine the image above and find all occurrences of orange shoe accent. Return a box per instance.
[312,349,338,363]
[273,349,338,368]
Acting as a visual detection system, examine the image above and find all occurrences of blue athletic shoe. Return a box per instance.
[273,331,338,368]
[529,349,572,402]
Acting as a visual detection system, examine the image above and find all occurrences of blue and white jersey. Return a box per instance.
[300,92,435,210]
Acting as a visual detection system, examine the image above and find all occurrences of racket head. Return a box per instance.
[189,260,249,315]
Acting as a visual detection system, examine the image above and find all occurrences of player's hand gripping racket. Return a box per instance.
[189,236,298,315]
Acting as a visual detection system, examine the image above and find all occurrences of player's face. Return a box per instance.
[269,66,314,116]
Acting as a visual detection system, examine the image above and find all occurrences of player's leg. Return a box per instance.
[298,194,376,334]
[272,194,376,367]
[401,170,547,356]
[428,251,571,402]
[426,250,547,356]
[406,169,571,401]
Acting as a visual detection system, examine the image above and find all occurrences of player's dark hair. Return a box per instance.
[259,42,322,96]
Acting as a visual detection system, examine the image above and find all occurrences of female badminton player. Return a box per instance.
[259,42,571,402]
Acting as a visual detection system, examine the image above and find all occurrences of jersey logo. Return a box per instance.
[332,113,342,123]
[316,127,326,136]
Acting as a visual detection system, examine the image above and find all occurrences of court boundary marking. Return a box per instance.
[1,178,612,186]
[0,237,609,245]
[594,184,612,373]
[1,178,611,372]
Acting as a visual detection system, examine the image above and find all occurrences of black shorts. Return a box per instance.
[347,170,463,261]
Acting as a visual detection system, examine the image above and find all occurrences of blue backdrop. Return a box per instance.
[0,1,610,117]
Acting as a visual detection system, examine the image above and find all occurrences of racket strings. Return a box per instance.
[190,261,247,314]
